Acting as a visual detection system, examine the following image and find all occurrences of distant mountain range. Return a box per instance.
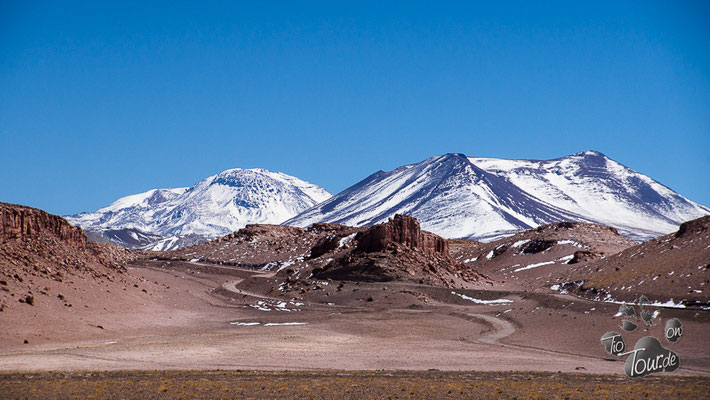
[67,151,709,250]
[286,151,709,242]
[66,169,331,250]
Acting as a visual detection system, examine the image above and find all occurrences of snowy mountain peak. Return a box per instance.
[578,149,606,157]
[66,168,331,250]
[286,152,709,242]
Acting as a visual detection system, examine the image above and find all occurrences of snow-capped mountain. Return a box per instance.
[67,169,332,250]
[285,151,709,242]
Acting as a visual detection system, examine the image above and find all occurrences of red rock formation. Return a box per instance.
[303,215,486,287]
[0,203,86,249]
[355,214,449,256]
[0,203,134,312]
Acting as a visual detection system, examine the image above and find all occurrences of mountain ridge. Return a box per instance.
[66,168,332,250]
[66,151,709,250]
[286,151,709,242]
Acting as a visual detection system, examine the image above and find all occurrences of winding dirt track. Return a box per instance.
[468,313,516,344]
[221,279,280,300]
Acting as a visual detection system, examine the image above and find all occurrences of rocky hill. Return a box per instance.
[0,202,145,332]
[448,221,637,290]
[311,214,483,286]
[554,216,710,306]
[161,214,485,289]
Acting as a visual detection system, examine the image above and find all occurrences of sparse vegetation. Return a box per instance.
[0,370,707,400]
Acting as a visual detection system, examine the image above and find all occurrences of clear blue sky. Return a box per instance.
[1,1,709,216]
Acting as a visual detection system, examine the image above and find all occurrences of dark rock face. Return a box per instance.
[309,236,341,259]
[492,244,508,258]
[521,239,555,254]
[355,214,449,256]
[552,222,577,230]
[314,255,398,283]
[1,203,86,250]
[675,216,710,239]
[308,222,351,233]
[568,250,601,265]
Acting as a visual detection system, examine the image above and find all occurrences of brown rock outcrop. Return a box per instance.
[355,214,449,256]
[675,215,710,239]
[1,203,86,250]
[568,250,600,265]
[309,236,341,259]
[307,215,483,287]
[521,239,556,254]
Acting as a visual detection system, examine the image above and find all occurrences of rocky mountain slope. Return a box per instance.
[161,214,486,289]
[0,203,145,331]
[286,151,709,242]
[554,215,710,305]
[448,221,637,290]
[67,169,332,251]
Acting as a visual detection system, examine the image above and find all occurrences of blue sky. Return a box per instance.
[1,1,709,215]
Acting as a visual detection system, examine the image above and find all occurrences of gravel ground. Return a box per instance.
[1,370,709,400]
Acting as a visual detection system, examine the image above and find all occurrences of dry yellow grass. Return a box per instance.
[0,370,708,399]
